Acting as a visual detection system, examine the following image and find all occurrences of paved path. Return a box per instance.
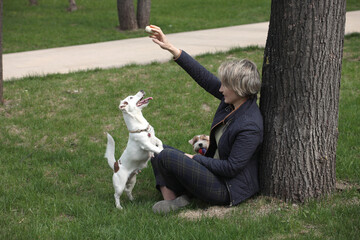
[3,11,360,81]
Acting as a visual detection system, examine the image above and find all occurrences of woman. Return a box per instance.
[148,26,263,214]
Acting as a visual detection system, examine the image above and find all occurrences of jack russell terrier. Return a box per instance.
[105,90,163,210]
[189,134,210,155]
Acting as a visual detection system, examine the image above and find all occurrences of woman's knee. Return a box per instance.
[152,145,171,164]
[158,148,187,170]
[157,148,175,165]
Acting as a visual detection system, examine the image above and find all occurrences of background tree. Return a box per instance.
[28,0,77,12]
[259,0,346,202]
[68,0,78,12]
[0,0,3,105]
[117,0,137,30]
[137,0,151,29]
[29,0,38,6]
[117,0,151,30]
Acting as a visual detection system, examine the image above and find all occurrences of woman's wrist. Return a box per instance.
[169,46,181,59]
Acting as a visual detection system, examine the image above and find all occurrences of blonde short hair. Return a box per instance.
[218,59,261,98]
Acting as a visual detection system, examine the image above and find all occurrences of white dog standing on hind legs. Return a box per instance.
[105,90,163,210]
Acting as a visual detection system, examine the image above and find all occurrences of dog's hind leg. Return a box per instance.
[114,193,123,210]
[113,174,126,210]
[125,173,137,201]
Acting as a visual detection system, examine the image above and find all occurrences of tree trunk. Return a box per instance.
[68,0,78,12]
[259,0,346,202]
[117,0,138,31]
[0,0,3,105]
[29,0,38,6]
[137,0,151,28]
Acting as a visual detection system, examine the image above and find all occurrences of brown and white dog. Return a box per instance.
[188,134,210,155]
[105,90,163,210]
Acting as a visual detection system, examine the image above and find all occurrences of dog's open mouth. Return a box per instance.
[136,97,153,107]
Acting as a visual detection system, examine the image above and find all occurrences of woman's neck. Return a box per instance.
[233,97,248,109]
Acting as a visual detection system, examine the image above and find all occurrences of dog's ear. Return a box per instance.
[189,135,200,145]
[119,101,128,110]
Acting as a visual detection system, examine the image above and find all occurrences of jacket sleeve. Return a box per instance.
[175,51,223,100]
[193,123,262,177]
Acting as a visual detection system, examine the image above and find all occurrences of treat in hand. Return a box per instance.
[145,25,154,33]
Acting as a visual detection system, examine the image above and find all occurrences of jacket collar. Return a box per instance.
[211,96,257,130]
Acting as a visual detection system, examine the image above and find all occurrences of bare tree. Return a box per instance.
[117,0,137,30]
[28,0,77,12]
[259,0,346,202]
[0,0,3,105]
[68,0,78,12]
[137,0,151,29]
[29,0,38,6]
[117,0,151,31]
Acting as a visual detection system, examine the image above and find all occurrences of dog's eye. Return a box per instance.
[123,102,128,105]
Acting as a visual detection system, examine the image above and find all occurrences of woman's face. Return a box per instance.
[219,83,242,107]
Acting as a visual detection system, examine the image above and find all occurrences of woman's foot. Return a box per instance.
[152,195,190,214]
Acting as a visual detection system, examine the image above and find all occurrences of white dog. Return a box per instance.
[105,90,163,210]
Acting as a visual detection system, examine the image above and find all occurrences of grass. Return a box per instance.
[336,33,360,181]
[1,34,359,239]
[3,0,270,53]
[3,0,360,53]
[2,1,360,239]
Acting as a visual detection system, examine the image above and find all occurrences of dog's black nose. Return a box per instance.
[199,143,203,148]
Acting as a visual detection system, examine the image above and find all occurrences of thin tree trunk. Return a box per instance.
[68,0,78,12]
[29,0,38,6]
[259,0,346,202]
[137,0,151,28]
[117,0,137,31]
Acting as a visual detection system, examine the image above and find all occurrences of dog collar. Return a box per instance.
[128,125,151,133]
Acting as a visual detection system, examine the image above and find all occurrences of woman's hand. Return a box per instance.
[148,25,181,58]
[184,153,194,159]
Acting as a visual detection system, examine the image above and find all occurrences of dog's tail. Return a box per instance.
[105,133,116,171]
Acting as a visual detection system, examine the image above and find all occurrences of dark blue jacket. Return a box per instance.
[175,51,263,206]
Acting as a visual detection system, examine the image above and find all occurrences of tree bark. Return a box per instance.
[117,0,138,31]
[137,0,151,28]
[68,0,78,12]
[259,0,346,202]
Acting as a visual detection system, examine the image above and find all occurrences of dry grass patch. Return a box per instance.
[178,206,234,220]
[336,179,360,191]
[178,196,295,221]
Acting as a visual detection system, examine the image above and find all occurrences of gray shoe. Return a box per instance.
[152,195,190,214]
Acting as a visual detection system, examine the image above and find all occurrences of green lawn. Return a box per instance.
[1,34,359,239]
[3,0,360,53]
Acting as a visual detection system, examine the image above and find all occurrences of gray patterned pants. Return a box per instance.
[151,146,230,205]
